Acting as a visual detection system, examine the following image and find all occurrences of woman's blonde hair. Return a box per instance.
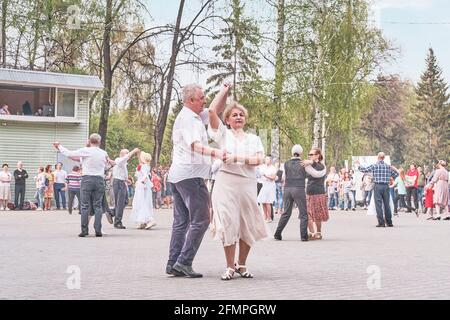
[140,151,152,164]
[399,168,406,180]
[222,101,248,123]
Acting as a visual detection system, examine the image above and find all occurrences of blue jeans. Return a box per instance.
[364,190,372,207]
[344,191,356,209]
[34,187,45,209]
[168,178,210,267]
[417,187,424,209]
[328,190,339,208]
[275,183,283,210]
[53,183,67,209]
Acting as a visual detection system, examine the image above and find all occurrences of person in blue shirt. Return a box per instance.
[355,152,399,227]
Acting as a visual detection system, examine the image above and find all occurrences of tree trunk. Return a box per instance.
[312,100,321,148]
[98,0,113,149]
[271,0,285,162]
[152,0,185,166]
[13,29,23,68]
[29,4,41,70]
[321,111,326,164]
[1,0,7,67]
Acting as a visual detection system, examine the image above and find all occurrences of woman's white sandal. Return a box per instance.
[221,267,235,280]
[235,264,253,278]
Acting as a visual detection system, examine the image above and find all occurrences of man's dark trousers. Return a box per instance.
[14,184,25,209]
[168,178,210,267]
[374,183,392,226]
[80,176,104,234]
[275,186,308,240]
[113,179,127,225]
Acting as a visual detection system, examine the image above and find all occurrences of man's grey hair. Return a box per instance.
[182,84,203,103]
[89,133,102,145]
[377,152,385,160]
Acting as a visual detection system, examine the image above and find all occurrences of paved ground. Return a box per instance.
[1,206,449,300]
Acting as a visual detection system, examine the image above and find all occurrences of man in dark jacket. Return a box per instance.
[274,145,326,241]
[14,161,28,210]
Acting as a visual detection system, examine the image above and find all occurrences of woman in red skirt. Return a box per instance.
[303,147,329,240]
[424,185,435,220]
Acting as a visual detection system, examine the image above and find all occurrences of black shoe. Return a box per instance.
[444,217,450,221]
[105,211,113,224]
[433,217,441,220]
[301,238,308,242]
[95,232,102,237]
[172,262,203,278]
[166,263,184,276]
[376,224,385,227]
[166,264,174,275]
[387,224,394,227]
[78,232,88,237]
[274,234,282,241]
[114,223,126,229]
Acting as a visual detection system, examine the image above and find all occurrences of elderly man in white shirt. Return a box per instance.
[166,83,229,278]
[112,147,140,229]
[53,133,114,237]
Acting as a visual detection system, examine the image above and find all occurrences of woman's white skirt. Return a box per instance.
[257,181,276,204]
[130,184,154,224]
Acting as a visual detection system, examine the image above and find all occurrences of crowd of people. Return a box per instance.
[0,157,174,217]
[321,161,450,222]
[1,81,449,282]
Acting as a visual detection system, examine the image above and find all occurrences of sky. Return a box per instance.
[145,0,450,85]
[372,0,450,83]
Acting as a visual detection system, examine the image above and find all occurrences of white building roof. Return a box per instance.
[0,68,103,91]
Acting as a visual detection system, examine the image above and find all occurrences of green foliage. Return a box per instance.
[207,0,261,98]
[90,110,153,170]
[414,48,450,163]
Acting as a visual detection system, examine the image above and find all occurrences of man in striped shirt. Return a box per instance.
[66,166,82,214]
[355,152,399,227]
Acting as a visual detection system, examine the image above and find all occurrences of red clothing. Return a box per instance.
[151,173,162,192]
[425,187,434,208]
[405,168,419,188]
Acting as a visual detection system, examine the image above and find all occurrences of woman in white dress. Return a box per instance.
[130,152,156,230]
[208,83,269,281]
[257,157,277,222]
[0,164,12,210]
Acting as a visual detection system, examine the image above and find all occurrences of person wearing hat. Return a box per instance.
[112,147,140,229]
[130,151,157,229]
[405,162,420,216]
[427,160,449,220]
[274,144,327,241]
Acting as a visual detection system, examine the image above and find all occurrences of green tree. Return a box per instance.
[414,48,449,163]
[207,0,261,99]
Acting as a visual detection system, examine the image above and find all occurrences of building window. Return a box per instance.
[57,89,76,117]
[0,86,55,116]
